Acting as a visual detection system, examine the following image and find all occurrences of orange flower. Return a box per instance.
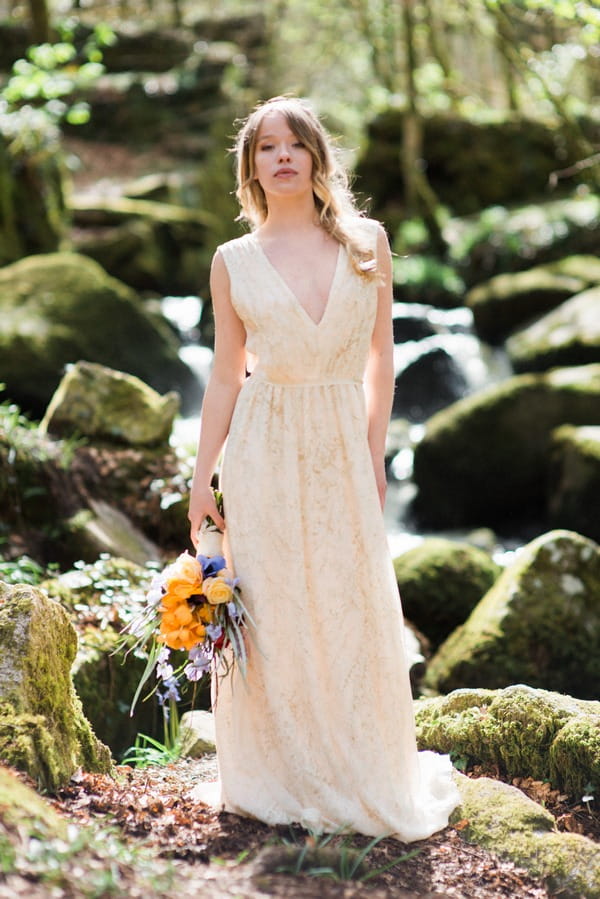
[158,614,206,651]
[198,602,215,624]
[163,551,203,600]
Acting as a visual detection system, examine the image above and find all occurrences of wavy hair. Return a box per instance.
[234,97,377,280]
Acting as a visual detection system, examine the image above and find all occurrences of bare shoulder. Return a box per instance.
[210,247,229,284]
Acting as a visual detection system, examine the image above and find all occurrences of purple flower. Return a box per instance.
[189,644,213,665]
[157,661,174,680]
[160,676,181,703]
[184,662,207,682]
[206,623,223,642]
[227,600,241,620]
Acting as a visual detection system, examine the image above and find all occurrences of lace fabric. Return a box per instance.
[195,220,460,841]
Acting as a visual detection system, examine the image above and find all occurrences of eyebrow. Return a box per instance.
[257,132,298,140]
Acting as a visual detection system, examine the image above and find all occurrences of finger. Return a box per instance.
[208,502,226,531]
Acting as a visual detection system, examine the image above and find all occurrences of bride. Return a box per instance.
[187,96,460,840]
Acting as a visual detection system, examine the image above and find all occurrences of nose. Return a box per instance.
[277,142,292,161]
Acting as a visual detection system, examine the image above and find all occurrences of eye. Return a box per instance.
[259,143,274,151]
[293,141,305,148]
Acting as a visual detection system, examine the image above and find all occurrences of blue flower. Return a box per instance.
[197,554,226,578]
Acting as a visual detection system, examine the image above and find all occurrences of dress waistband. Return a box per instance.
[250,373,362,387]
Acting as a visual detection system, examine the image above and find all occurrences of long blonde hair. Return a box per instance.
[234,97,377,280]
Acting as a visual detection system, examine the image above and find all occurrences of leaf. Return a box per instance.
[129,641,161,714]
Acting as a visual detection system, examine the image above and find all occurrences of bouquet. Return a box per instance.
[126,492,251,712]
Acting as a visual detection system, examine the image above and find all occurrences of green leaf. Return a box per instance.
[65,103,90,125]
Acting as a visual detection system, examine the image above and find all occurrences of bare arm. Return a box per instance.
[364,225,395,510]
[188,249,247,546]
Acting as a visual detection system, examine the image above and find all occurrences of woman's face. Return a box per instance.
[253,110,314,201]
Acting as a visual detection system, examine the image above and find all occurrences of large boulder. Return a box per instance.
[507,285,600,373]
[412,363,600,529]
[0,582,112,791]
[465,255,600,344]
[65,42,239,148]
[452,773,600,897]
[71,195,215,295]
[394,538,501,650]
[416,684,600,797]
[393,344,468,422]
[355,110,597,224]
[40,360,180,447]
[548,425,600,543]
[0,252,195,417]
[446,194,600,287]
[424,530,600,699]
[0,410,183,566]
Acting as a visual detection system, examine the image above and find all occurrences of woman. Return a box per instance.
[188,96,459,840]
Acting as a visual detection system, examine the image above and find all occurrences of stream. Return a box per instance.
[162,294,517,565]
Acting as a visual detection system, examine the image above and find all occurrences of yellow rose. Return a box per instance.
[203,576,233,605]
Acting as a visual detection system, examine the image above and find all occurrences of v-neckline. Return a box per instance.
[252,232,343,328]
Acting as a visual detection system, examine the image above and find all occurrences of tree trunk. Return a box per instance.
[26,0,50,44]
[399,0,447,253]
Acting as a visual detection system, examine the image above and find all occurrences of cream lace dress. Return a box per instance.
[202,219,459,841]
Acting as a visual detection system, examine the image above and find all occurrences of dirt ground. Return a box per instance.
[20,754,591,898]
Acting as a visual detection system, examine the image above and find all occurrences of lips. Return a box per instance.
[275,168,297,177]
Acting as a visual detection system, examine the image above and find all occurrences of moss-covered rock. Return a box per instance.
[355,110,597,223]
[415,684,600,795]
[0,764,67,873]
[452,773,600,897]
[446,194,600,286]
[71,195,215,295]
[66,499,162,566]
[465,255,600,344]
[412,363,600,529]
[507,285,600,373]
[0,582,112,790]
[393,538,501,649]
[41,360,180,447]
[0,411,181,566]
[424,530,600,699]
[548,425,600,543]
[0,765,66,836]
[44,556,159,758]
[0,252,195,416]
